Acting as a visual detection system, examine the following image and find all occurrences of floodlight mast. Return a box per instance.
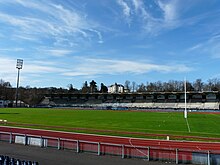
[15,59,23,107]
[184,78,187,119]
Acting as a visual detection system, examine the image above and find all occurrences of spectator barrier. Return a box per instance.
[0,131,220,165]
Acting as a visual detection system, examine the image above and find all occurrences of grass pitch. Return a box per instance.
[0,108,220,139]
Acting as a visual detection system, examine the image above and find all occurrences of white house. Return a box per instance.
[108,83,124,93]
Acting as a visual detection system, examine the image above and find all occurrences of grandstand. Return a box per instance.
[39,92,220,110]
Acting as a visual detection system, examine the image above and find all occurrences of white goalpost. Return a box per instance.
[184,78,191,132]
[184,78,187,119]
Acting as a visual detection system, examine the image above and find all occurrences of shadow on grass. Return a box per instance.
[0,113,20,115]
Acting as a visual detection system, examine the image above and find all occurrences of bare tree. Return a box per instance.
[185,81,194,91]
[137,83,146,92]
[207,78,220,91]
[193,79,203,91]
[131,81,137,92]
[124,80,131,91]
[146,82,155,92]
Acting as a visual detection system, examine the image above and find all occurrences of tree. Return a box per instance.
[156,81,163,91]
[68,84,74,91]
[193,79,203,92]
[146,82,155,92]
[174,80,183,92]
[100,83,108,93]
[131,81,137,92]
[137,83,146,92]
[186,81,194,91]
[207,78,220,91]
[81,81,89,93]
[124,80,131,92]
[89,80,97,93]
[165,80,176,92]
[0,79,12,100]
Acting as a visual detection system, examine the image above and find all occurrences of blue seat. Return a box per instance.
[0,155,38,165]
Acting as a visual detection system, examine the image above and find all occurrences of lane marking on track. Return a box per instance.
[129,138,149,158]
[196,146,201,150]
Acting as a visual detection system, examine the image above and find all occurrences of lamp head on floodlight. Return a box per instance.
[16,59,23,69]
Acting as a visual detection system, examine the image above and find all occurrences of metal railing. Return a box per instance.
[0,131,220,165]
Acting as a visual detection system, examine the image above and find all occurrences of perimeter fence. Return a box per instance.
[0,131,220,165]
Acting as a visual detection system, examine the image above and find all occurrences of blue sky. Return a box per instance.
[0,0,220,89]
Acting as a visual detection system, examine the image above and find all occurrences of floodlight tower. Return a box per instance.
[15,59,23,107]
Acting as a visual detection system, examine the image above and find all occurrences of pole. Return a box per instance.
[147,147,150,161]
[57,138,60,150]
[77,140,80,153]
[207,151,210,165]
[15,68,20,107]
[176,148,178,164]
[15,59,23,108]
[184,78,187,119]
[98,142,101,156]
[121,145,125,159]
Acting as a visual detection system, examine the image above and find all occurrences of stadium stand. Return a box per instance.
[204,102,219,110]
[188,102,204,109]
[39,92,220,110]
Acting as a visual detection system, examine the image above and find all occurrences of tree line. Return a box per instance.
[1,78,220,106]
[126,78,220,92]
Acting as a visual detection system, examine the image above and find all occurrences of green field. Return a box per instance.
[0,108,220,140]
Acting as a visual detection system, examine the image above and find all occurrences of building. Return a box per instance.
[108,83,124,93]
[0,100,4,108]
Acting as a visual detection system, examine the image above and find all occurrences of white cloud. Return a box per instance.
[132,0,141,12]
[0,13,31,29]
[0,56,66,81]
[187,34,220,58]
[0,55,192,87]
[115,0,180,35]
[0,48,24,52]
[117,0,131,17]
[157,0,178,22]
[116,0,211,36]
[144,0,180,34]
[62,58,192,77]
[131,0,148,18]
[116,0,132,25]
[0,1,103,46]
[186,43,203,52]
[0,57,16,73]
[88,29,104,44]
[40,49,73,57]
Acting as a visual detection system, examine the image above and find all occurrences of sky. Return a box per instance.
[0,0,220,89]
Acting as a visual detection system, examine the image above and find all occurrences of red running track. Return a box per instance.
[1,126,220,152]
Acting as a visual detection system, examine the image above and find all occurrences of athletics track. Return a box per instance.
[0,126,220,152]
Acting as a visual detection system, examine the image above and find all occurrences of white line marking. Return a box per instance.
[0,125,179,142]
[185,118,191,133]
[129,138,149,158]
[196,146,201,150]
